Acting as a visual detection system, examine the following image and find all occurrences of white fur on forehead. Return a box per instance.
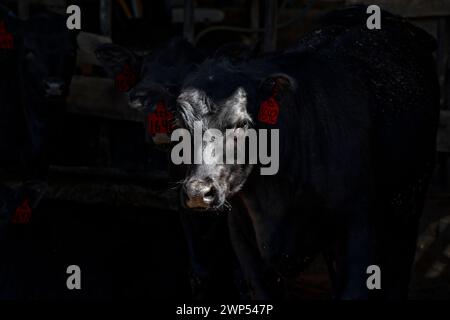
[178,88,210,114]
[177,88,210,129]
[217,87,252,127]
[177,86,252,130]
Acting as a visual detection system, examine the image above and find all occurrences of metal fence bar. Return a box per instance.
[263,0,277,52]
[250,0,260,46]
[18,0,30,19]
[183,0,195,43]
[100,0,112,37]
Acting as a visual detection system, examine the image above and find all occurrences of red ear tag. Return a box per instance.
[0,21,14,49]
[147,102,175,144]
[11,197,32,224]
[258,96,280,125]
[115,64,137,92]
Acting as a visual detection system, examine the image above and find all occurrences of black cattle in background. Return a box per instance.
[96,38,205,146]
[0,7,78,181]
[176,6,440,299]
[96,39,247,300]
[0,6,77,299]
[0,6,78,298]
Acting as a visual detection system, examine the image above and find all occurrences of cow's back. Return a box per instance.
[294,8,439,199]
[326,13,439,197]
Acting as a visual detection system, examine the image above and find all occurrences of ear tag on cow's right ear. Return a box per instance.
[115,64,137,92]
[0,21,14,50]
[258,94,280,125]
[147,102,175,145]
[11,196,32,224]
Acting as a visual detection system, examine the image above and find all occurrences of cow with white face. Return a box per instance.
[176,7,440,300]
[96,39,251,300]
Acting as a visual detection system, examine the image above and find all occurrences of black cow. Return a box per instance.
[175,7,440,299]
[0,7,78,181]
[96,38,203,109]
[96,39,246,299]
[0,6,78,298]
[0,6,77,221]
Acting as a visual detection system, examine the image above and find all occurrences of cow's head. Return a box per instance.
[22,12,78,99]
[96,39,205,145]
[96,38,204,111]
[134,39,204,111]
[176,59,293,211]
[95,43,141,98]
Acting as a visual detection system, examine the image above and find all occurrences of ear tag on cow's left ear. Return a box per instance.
[115,64,137,92]
[147,102,175,145]
[0,21,14,50]
[11,196,32,224]
[258,89,280,125]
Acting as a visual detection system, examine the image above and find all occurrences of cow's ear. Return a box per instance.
[223,87,252,125]
[95,43,140,77]
[260,73,296,97]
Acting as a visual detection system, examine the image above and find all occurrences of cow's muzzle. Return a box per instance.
[182,179,218,210]
[44,78,65,97]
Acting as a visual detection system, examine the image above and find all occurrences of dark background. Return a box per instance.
[1,0,450,300]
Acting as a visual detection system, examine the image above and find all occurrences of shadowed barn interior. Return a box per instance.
[0,0,450,300]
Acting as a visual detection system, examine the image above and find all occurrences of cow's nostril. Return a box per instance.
[203,186,216,202]
[204,188,214,198]
[184,180,218,209]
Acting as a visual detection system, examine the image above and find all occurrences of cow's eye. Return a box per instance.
[237,120,250,129]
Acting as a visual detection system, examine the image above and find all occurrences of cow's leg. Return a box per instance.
[332,201,378,300]
[323,250,337,297]
[382,213,421,299]
[380,187,427,299]
[179,209,239,300]
[228,204,281,300]
[332,198,423,300]
[173,160,240,299]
